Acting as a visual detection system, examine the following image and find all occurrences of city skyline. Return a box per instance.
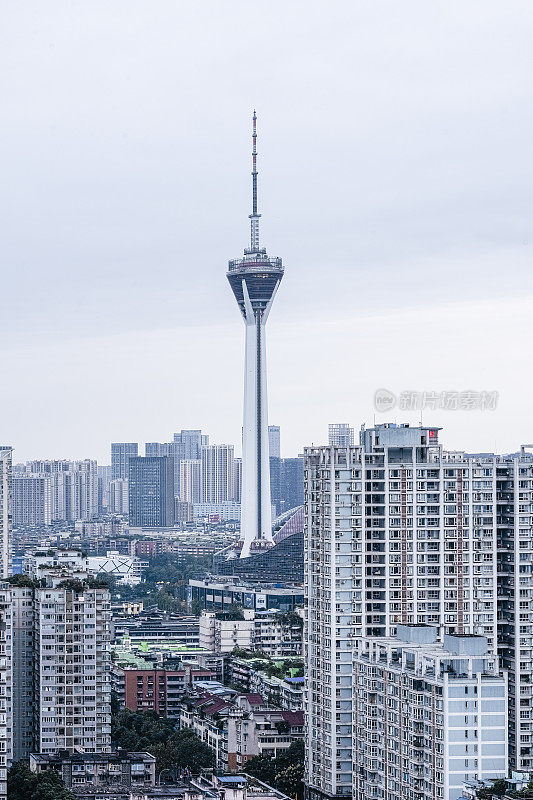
[2,2,532,464]
[3,3,532,799]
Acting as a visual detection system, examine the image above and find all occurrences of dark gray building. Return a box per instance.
[128,456,174,527]
[280,457,304,513]
[111,442,138,480]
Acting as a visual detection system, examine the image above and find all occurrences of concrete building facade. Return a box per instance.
[128,456,175,527]
[111,443,138,481]
[12,475,52,525]
[0,449,11,579]
[303,424,523,800]
[353,626,507,800]
[0,583,12,800]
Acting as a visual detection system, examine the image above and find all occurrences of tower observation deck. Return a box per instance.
[227,113,284,558]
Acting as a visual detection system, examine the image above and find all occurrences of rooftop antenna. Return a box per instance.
[249,110,261,251]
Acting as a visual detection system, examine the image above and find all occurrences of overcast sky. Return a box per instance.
[1,1,532,463]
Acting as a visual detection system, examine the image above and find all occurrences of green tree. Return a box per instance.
[190,599,203,615]
[150,728,215,774]
[244,740,304,799]
[112,708,175,750]
[8,761,76,800]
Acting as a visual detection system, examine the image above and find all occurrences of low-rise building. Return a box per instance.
[122,667,215,720]
[180,691,303,771]
[199,609,302,657]
[30,750,156,790]
[199,612,255,653]
[113,613,200,648]
[188,578,303,614]
[226,702,304,771]
[87,551,147,586]
[230,656,304,711]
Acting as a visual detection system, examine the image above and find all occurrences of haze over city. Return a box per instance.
[2,1,532,462]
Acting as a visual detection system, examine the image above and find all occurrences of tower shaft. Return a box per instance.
[240,305,274,557]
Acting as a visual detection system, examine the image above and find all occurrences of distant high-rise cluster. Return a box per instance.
[303,423,533,800]
[10,423,304,533]
[12,459,98,525]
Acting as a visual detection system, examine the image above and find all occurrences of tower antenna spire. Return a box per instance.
[249,110,261,251]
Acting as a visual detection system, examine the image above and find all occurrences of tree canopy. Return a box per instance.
[112,707,214,774]
[243,740,304,799]
[8,761,76,800]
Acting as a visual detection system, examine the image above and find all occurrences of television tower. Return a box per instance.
[227,113,284,558]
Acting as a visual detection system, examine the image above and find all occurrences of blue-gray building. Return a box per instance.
[111,442,138,480]
[128,456,174,527]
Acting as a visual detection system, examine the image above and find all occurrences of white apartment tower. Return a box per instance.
[180,459,202,504]
[13,551,112,757]
[304,424,509,800]
[353,625,507,800]
[108,478,129,515]
[201,445,236,504]
[34,578,111,753]
[497,446,533,771]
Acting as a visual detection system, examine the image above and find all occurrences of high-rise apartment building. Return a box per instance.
[0,448,12,578]
[11,552,112,758]
[14,460,98,522]
[269,426,281,459]
[13,476,52,525]
[111,443,138,480]
[280,457,304,513]
[11,584,35,761]
[234,458,243,504]
[0,582,12,800]
[108,478,129,515]
[179,459,202,505]
[227,114,283,558]
[97,465,112,515]
[128,456,175,527]
[353,626,507,800]
[496,447,533,771]
[174,430,209,496]
[328,423,354,448]
[34,582,111,754]
[303,423,515,800]
[174,430,208,460]
[201,445,236,504]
